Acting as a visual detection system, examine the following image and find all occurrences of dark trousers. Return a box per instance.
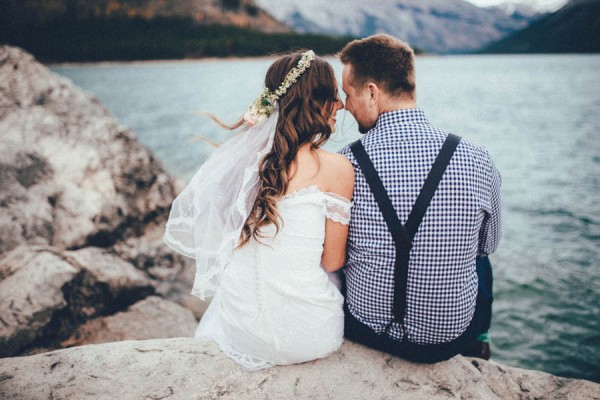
[344,256,494,363]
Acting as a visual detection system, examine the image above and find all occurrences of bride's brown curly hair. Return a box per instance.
[238,51,339,246]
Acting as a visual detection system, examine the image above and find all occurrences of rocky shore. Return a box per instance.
[2,338,600,400]
[0,45,599,399]
[0,45,205,358]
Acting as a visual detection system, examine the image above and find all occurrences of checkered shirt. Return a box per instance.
[340,108,502,344]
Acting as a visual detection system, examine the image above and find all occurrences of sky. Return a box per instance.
[464,0,568,11]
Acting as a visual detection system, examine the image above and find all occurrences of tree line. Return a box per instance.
[0,16,356,63]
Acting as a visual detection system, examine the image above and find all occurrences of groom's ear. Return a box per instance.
[367,82,380,105]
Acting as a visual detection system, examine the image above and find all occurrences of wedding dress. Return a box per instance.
[195,185,351,370]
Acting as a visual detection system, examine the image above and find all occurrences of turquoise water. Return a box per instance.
[52,54,600,382]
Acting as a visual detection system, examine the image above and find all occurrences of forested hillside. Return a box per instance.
[0,0,352,62]
[481,0,600,53]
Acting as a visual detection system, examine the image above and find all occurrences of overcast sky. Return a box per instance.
[464,0,568,10]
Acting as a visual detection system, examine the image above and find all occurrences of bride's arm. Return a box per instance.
[321,153,354,272]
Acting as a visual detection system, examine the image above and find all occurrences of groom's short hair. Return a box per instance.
[339,34,416,99]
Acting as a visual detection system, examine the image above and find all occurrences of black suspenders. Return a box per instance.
[349,134,461,327]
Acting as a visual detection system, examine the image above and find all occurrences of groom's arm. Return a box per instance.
[478,156,502,256]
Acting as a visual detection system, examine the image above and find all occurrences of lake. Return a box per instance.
[52,54,600,383]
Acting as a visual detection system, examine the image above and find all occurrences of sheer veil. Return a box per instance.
[164,112,278,299]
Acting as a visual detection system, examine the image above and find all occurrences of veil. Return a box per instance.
[164,112,278,299]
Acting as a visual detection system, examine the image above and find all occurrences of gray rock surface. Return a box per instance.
[61,296,197,347]
[0,247,78,357]
[0,46,202,357]
[66,247,154,301]
[0,245,156,356]
[0,45,177,253]
[1,338,599,400]
[112,220,206,319]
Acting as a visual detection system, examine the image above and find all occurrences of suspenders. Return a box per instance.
[349,134,461,327]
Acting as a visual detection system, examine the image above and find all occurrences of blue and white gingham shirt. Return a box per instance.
[340,108,502,344]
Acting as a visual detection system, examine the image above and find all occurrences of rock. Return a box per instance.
[61,296,197,347]
[58,247,156,329]
[0,245,155,357]
[1,338,599,400]
[0,45,200,357]
[65,247,154,304]
[0,247,77,357]
[113,221,207,319]
[0,147,59,251]
[0,45,177,253]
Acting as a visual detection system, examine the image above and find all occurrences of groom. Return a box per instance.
[338,34,501,362]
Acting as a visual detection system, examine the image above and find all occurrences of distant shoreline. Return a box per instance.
[47,54,298,68]
[47,52,600,69]
[47,53,444,68]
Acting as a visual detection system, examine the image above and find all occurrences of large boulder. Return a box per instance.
[0,45,177,252]
[0,45,205,357]
[0,245,156,357]
[0,338,598,400]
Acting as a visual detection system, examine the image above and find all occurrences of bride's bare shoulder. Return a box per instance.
[317,149,354,199]
[317,150,353,171]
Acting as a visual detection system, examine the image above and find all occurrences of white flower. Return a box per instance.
[243,104,269,126]
[243,95,275,126]
[243,50,315,127]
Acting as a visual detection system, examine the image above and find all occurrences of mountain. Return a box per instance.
[0,0,353,62]
[486,3,543,18]
[479,0,568,13]
[481,0,600,53]
[0,0,289,33]
[253,0,545,53]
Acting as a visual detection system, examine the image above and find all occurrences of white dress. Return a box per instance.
[195,185,351,370]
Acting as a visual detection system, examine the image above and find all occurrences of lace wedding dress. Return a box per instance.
[195,185,351,370]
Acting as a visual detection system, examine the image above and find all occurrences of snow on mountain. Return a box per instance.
[469,0,568,12]
[483,0,568,19]
[254,0,544,53]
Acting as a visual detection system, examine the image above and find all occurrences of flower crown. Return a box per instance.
[243,50,316,126]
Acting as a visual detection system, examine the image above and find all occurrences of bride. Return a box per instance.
[164,50,354,370]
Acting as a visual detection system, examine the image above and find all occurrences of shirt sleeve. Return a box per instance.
[478,154,502,256]
[323,192,352,225]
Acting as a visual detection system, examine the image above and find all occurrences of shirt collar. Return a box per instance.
[362,108,430,145]
[375,108,429,129]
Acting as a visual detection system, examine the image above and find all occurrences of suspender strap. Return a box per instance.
[349,133,461,325]
[405,134,461,238]
[348,141,411,252]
